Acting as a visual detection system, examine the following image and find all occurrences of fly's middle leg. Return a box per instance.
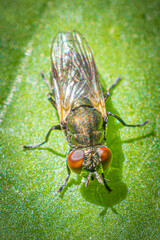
[104,77,122,101]
[104,77,149,127]
[23,125,61,149]
[107,112,149,127]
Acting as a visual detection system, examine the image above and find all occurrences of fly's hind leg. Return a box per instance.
[40,72,52,92]
[104,77,122,101]
[23,125,61,149]
[47,93,56,110]
[40,72,57,109]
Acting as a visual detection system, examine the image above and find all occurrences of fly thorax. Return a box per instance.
[66,104,104,147]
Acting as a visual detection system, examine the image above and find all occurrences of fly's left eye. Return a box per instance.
[97,146,112,170]
[67,149,84,174]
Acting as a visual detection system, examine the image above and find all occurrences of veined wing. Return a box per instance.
[51,31,106,123]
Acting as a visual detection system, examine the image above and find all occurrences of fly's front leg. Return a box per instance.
[23,125,61,149]
[107,112,149,127]
[58,164,71,193]
[104,77,122,101]
[102,173,112,193]
[103,121,107,140]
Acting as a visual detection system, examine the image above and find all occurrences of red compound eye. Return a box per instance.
[67,149,84,174]
[97,146,112,170]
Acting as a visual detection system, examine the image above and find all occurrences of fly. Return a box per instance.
[23,31,149,192]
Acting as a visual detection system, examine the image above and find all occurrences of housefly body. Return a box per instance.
[23,31,149,193]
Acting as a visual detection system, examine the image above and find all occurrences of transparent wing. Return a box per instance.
[51,31,107,123]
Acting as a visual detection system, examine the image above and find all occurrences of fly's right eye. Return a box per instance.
[67,149,84,174]
[97,146,112,170]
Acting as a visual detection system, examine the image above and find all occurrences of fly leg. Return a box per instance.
[107,112,149,127]
[58,164,71,193]
[40,72,57,110]
[40,72,52,92]
[104,77,122,101]
[23,125,61,149]
[102,173,112,193]
[47,93,56,110]
[104,77,149,126]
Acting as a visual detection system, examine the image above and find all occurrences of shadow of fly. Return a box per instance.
[23,31,149,193]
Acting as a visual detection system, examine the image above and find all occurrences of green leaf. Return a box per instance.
[0,0,159,239]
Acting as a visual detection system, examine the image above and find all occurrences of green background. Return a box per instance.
[0,0,159,239]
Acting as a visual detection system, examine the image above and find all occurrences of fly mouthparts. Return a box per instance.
[94,172,104,185]
[85,172,91,187]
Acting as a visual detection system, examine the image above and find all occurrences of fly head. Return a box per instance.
[67,145,112,188]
